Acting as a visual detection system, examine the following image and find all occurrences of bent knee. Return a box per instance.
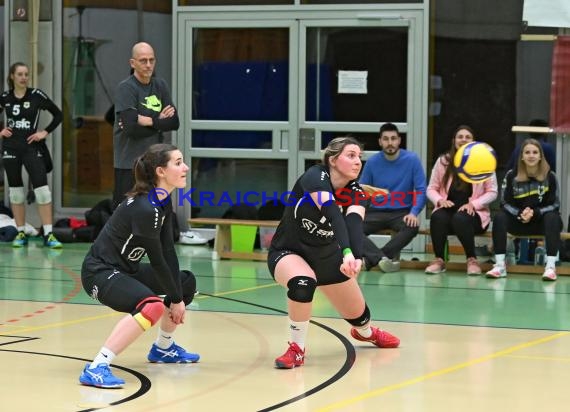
[133,297,164,330]
[286,276,317,303]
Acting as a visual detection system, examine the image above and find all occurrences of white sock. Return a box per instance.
[546,256,557,269]
[354,323,373,338]
[17,226,25,232]
[155,327,174,349]
[289,319,309,350]
[43,224,53,235]
[90,347,116,368]
[495,254,506,266]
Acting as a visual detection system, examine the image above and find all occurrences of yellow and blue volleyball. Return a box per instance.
[453,141,497,184]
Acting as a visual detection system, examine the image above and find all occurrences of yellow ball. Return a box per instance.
[453,141,497,184]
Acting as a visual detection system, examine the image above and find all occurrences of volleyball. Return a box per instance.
[453,141,497,184]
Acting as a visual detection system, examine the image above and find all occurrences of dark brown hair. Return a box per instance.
[127,143,178,197]
[442,125,476,189]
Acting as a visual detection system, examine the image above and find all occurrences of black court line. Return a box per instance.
[0,335,39,345]
[0,349,151,411]
[199,293,356,412]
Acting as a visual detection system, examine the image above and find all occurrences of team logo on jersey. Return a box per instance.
[141,95,162,112]
[301,218,318,233]
[8,118,31,129]
[128,247,146,261]
[23,101,30,108]
[300,218,333,238]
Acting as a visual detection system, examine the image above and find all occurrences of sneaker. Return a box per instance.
[275,342,305,369]
[44,232,63,249]
[350,326,400,348]
[79,363,125,388]
[147,342,200,363]
[12,231,28,248]
[425,258,445,274]
[378,257,400,273]
[542,267,557,281]
[179,231,208,245]
[466,257,482,275]
[486,264,507,279]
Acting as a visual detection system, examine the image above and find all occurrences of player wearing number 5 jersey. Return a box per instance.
[0,62,63,248]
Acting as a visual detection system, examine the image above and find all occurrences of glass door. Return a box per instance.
[181,19,298,219]
[178,10,425,219]
[296,16,424,176]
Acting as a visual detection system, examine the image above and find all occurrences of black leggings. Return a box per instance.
[430,208,487,259]
[492,210,562,256]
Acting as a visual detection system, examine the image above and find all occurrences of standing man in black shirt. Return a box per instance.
[112,42,179,208]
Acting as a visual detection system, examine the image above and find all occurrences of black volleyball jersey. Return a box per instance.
[0,88,62,149]
[85,195,182,302]
[271,164,367,249]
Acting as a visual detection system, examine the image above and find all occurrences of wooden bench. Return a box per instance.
[189,218,279,261]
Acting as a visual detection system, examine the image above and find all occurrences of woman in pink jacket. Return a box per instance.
[425,126,498,275]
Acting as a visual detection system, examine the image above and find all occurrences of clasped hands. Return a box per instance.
[518,207,534,224]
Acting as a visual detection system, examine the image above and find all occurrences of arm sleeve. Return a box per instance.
[152,108,180,132]
[135,235,183,303]
[320,199,351,251]
[42,97,63,134]
[160,209,180,277]
[119,108,158,138]
[345,212,364,258]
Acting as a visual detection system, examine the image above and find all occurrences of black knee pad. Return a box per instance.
[345,304,371,327]
[286,276,317,303]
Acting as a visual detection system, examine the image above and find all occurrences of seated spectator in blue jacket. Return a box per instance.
[359,123,427,272]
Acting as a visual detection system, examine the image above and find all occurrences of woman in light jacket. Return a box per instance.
[425,125,498,275]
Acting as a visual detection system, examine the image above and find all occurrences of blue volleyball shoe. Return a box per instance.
[79,363,125,388]
[147,342,200,363]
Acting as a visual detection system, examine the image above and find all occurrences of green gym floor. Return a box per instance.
[1,239,569,411]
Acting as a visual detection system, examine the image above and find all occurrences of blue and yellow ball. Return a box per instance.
[453,141,497,184]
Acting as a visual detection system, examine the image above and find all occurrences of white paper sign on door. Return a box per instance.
[338,70,368,94]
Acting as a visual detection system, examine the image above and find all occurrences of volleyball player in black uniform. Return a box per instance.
[0,62,63,248]
[79,144,199,388]
[268,137,400,369]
